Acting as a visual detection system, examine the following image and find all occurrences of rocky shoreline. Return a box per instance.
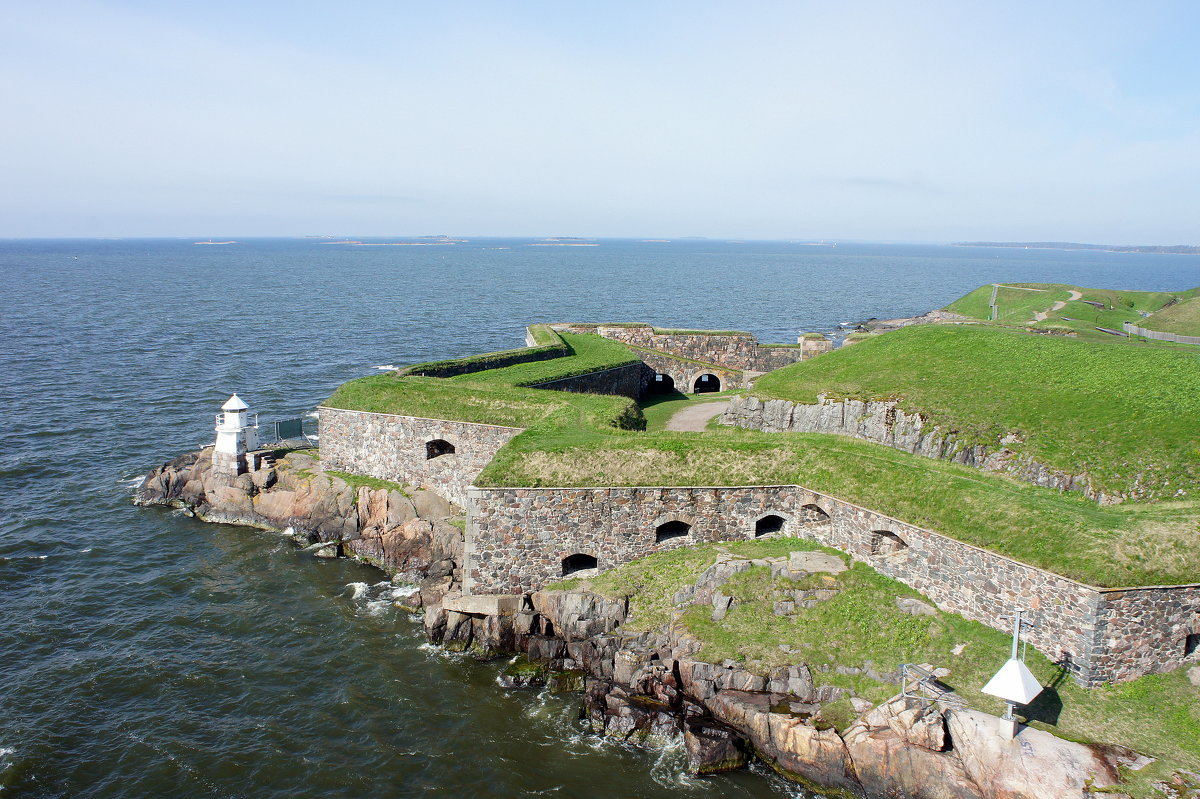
[135,448,1190,799]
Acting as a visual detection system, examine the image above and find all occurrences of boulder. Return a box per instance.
[946,708,1125,798]
[708,690,859,793]
[896,597,938,617]
[683,719,751,775]
[788,551,847,575]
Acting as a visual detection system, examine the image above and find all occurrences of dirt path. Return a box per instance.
[665,401,730,432]
[1032,289,1083,323]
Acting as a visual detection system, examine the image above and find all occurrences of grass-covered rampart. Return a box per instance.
[749,324,1200,501]
[402,324,568,378]
[550,538,1200,791]
[327,323,1200,586]
[480,422,1200,587]
[325,332,644,430]
[1141,293,1200,335]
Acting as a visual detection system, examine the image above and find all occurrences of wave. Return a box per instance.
[373,365,398,371]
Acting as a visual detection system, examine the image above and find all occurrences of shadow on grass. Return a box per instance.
[1023,662,1070,726]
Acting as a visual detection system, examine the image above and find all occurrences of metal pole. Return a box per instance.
[1011,609,1022,660]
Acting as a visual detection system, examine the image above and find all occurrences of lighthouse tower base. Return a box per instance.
[212,450,247,477]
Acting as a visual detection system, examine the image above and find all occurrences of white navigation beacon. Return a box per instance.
[981,608,1043,739]
[213,393,259,475]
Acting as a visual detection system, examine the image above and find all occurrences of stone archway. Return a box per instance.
[561,553,598,576]
[655,520,691,543]
[755,514,787,537]
[693,373,721,393]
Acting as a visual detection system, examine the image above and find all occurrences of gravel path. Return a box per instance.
[665,401,730,432]
[1032,289,1083,322]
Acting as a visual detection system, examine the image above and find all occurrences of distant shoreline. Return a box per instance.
[954,241,1200,255]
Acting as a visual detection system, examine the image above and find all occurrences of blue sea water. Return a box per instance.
[0,237,1196,798]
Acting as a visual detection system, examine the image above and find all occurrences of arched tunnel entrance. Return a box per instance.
[693,374,721,393]
[561,553,598,576]
[648,373,676,394]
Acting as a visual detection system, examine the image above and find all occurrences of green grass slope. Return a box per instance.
[551,538,1200,792]
[750,324,1200,501]
[1141,292,1200,336]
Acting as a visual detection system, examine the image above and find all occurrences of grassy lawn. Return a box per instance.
[444,332,640,386]
[749,324,1200,501]
[945,281,1199,341]
[548,538,1200,793]
[945,283,1075,323]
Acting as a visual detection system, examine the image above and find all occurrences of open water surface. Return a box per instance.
[1,237,1196,797]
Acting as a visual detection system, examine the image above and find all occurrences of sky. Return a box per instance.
[3,0,1199,241]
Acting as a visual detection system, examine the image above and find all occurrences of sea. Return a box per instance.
[1,237,1196,798]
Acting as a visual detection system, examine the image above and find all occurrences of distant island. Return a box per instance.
[954,241,1200,254]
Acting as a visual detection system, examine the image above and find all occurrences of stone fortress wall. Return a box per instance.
[318,408,523,508]
[557,323,816,376]
[322,323,1200,685]
[464,483,1199,686]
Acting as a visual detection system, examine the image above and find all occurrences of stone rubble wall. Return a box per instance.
[630,349,743,393]
[467,483,1198,684]
[723,394,1110,502]
[318,407,522,507]
[1093,584,1200,682]
[560,325,809,373]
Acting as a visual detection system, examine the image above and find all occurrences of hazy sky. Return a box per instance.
[4,1,1199,240]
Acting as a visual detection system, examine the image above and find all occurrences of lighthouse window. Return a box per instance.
[425,439,455,459]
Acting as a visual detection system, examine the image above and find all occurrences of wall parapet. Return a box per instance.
[558,323,812,373]
[466,482,1200,685]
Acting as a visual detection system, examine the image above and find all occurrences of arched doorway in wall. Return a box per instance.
[693,374,721,393]
[561,553,598,576]
[649,373,676,394]
[755,514,787,537]
[425,439,456,459]
[655,520,691,543]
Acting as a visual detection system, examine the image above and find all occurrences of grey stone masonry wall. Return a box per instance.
[1092,585,1200,681]
[529,362,650,399]
[466,482,1196,684]
[632,349,744,393]
[755,345,811,371]
[318,407,522,507]
[560,325,809,373]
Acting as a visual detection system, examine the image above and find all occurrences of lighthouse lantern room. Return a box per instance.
[213,394,259,475]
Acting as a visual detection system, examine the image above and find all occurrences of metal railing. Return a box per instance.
[215,412,259,430]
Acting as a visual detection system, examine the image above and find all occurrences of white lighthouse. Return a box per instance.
[213,394,259,476]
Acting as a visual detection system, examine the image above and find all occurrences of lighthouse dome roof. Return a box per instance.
[221,394,249,411]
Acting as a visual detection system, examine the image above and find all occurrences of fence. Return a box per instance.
[1122,322,1200,346]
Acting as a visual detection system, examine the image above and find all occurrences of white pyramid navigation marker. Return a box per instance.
[981,658,1043,705]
